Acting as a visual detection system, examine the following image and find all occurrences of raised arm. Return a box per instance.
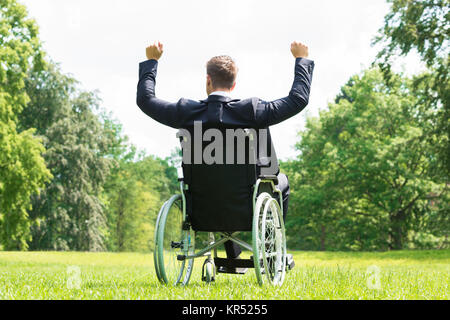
[136,42,180,128]
[253,41,315,127]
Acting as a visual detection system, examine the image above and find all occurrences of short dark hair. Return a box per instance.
[206,55,238,89]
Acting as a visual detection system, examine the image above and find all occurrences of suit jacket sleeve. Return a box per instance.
[253,57,315,127]
[136,59,180,128]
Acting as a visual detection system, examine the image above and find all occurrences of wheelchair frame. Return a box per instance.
[154,176,288,286]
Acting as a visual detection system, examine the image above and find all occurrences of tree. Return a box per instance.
[103,153,175,252]
[373,0,449,174]
[284,68,448,250]
[0,0,51,250]
[20,62,114,251]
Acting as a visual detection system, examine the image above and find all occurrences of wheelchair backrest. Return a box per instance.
[178,124,259,232]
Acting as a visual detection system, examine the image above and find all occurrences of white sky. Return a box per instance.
[21,0,425,160]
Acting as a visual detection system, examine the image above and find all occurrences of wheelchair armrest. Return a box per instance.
[258,174,278,185]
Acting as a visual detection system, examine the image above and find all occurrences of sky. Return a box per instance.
[21,0,425,160]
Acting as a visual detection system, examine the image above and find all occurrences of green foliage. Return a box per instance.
[17,58,177,252]
[103,152,176,252]
[283,68,449,251]
[373,0,449,174]
[20,62,114,251]
[374,0,449,68]
[0,0,51,250]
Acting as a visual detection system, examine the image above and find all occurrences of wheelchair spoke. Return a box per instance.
[253,188,287,287]
[260,197,286,286]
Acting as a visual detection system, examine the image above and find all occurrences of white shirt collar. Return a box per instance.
[209,90,232,98]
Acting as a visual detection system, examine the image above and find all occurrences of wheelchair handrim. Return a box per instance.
[156,194,194,285]
[252,192,272,286]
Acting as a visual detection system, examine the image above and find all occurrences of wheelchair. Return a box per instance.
[154,129,288,286]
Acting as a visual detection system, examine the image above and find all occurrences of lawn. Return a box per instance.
[0,250,448,299]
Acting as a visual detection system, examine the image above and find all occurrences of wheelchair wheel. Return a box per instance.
[153,200,168,282]
[252,192,287,286]
[155,194,195,285]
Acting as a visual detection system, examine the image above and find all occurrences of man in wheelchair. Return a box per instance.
[136,41,314,286]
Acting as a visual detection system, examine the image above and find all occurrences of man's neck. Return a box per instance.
[209,90,232,97]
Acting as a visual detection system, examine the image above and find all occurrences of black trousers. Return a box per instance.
[224,173,290,259]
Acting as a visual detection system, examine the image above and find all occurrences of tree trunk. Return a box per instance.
[320,225,326,251]
[389,211,405,250]
[117,194,124,251]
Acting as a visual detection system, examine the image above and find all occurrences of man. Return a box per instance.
[137,41,314,268]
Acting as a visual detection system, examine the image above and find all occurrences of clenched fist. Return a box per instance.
[290,41,309,59]
[146,41,164,60]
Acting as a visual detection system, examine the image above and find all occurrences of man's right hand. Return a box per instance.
[290,41,309,59]
[146,41,164,61]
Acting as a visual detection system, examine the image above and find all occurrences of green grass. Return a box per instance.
[0,250,448,299]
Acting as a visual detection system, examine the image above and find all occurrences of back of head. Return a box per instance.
[206,55,238,89]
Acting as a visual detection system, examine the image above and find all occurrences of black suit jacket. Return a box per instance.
[136,57,315,174]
